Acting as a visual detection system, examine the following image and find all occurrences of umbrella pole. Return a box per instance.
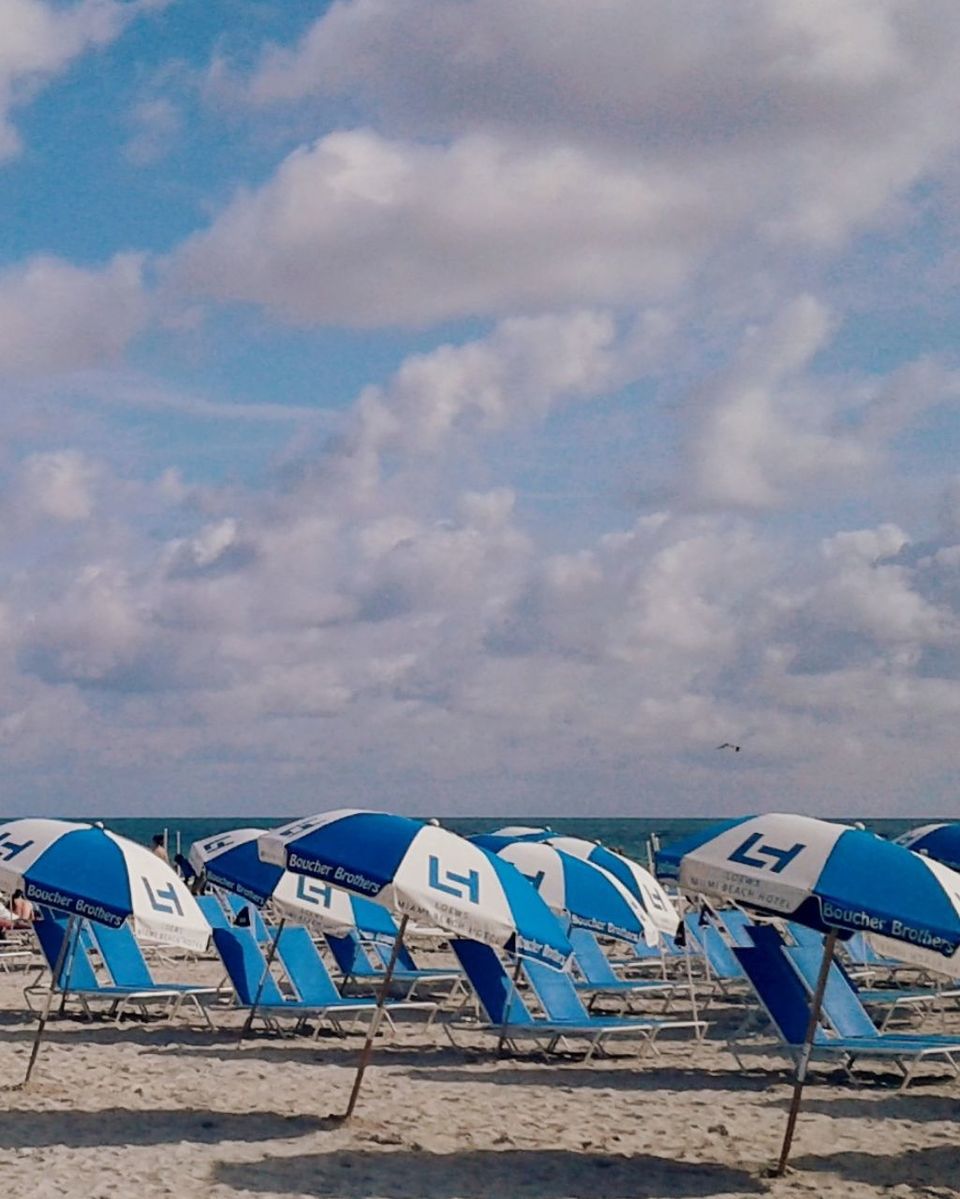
[682,927,701,1036]
[341,913,409,1121]
[774,928,839,1176]
[238,915,286,1047]
[23,913,77,1087]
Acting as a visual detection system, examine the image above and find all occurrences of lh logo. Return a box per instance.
[728,833,805,874]
[428,855,480,904]
[142,877,184,916]
[295,876,334,908]
[0,833,34,862]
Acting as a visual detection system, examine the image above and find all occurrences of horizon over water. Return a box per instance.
[65,814,939,861]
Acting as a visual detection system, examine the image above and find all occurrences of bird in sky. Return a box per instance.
[716,742,741,752]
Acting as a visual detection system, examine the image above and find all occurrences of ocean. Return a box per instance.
[94,814,932,863]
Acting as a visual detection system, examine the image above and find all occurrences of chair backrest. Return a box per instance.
[275,926,341,1005]
[326,929,379,980]
[33,909,101,991]
[684,914,743,980]
[212,925,286,1007]
[224,893,272,943]
[786,922,824,949]
[197,895,231,931]
[450,939,532,1026]
[783,944,878,1038]
[732,940,816,1047]
[568,927,619,984]
[523,958,591,1023]
[715,908,756,948]
[88,922,155,989]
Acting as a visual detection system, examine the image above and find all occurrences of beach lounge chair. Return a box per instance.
[86,921,223,1027]
[780,936,960,1087]
[273,924,437,1031]
[731,926,960,1088]
[27,909,201,1023]
[567,928,679,1011]
[212,923,429,1037]
[326,928,462,999]
[783,923,960,1028]
[682,914,746,997]
[448,940,705,1060]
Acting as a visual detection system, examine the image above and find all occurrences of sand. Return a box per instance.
[0,950,958,1199]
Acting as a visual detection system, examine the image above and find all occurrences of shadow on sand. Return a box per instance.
[213,1147,766,1199]
[0,1108,327,1150]
[792,1143,959,1189]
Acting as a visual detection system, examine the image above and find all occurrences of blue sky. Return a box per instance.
[3,0,960,819]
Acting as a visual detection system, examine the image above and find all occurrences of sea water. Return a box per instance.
[90,814,930,861]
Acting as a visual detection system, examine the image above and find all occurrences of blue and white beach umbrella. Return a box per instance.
[657,812,960,976]
[545,835,680,937]
[189,827,368,936]
[482,839,658,946]
[0,818,209,951]
[658,811,960,1174]
[259,809,571,968]
[470,826,554,853]
[896,822,960,873]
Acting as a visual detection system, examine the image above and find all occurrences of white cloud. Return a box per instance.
[15,450,100,523]
[0,254,148,376]
[245,0,960,248]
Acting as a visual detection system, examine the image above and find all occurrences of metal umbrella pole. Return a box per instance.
[238,915,286,1046]
[22,913,78,1087]
[497,949,525,1057]
[774,928,839,1176]
[340,913,410,1121]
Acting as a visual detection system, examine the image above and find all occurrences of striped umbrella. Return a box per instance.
[545,835,679,937]
[896,822,960,872]
[259,808,571,1118]
[476,837,658,945]
[0,817,210,1084]
[657,812,960,1174]
[189,826,369,936]
[0,818,208,950]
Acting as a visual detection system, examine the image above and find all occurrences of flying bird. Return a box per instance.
[716,742,741,752]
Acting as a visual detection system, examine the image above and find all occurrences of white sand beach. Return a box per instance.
[0,951,958,1199]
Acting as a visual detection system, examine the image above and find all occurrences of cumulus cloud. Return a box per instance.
[247,1,960,241]
[0,254,149,376]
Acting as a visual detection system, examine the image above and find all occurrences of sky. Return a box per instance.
[3,0,960,819]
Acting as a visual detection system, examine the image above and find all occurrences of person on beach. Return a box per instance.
[152,833,169,863]
[10,889,35,923]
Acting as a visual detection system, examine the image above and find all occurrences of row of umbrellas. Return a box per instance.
[2,809,960,1170]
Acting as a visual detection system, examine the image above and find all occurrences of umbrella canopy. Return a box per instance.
[470,826,554,853]
[258,809,571,967]
[656,812,960,976]
[0,818,209,951]
[189,826,369,936]
[489,840,658,946]
[545,835,680,937]
[896,823,960,872]
[658,810,960,1175]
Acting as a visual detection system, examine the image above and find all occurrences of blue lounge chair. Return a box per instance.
[447,940,702,1060]
[273,925,436,1033]
[567,928,678,1011]
[781,937,960,1088]
[27,909,198,1023]
[783,923,960,1028]
[326,928,461,999]
[732,926,960,1089]
[213,923,416,1037]
[683,914,746,996]
[86,921,223,1027]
